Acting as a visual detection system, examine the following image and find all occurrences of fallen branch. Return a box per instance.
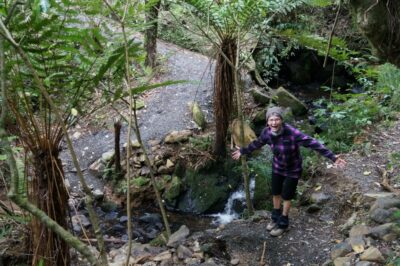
[376,166,400,196]
[259,241,266,266]
[81,238,127,244]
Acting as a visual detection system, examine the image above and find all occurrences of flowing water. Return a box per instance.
[210,178,255,225]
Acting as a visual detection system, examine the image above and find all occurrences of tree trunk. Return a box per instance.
[30,146,70,266]
[114,120,122,176]
[349,0,400,66]
[213,38,236,157]
[144,0,161,68]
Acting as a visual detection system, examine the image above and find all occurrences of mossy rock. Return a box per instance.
[177,159,241,214]
[272,87,308,116]
[253,172,273,210]
[132,176,150,187]
[100,201,118,212]
[163,175,182,203]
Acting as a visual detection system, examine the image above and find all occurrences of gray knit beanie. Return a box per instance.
[265,106,284,120]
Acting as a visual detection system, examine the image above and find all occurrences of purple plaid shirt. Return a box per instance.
[240,123,336,178]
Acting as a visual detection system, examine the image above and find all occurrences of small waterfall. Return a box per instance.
[211,178,255,225]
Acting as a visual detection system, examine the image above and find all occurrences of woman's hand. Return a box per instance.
[231,147,242,160]
[334,155,346,168]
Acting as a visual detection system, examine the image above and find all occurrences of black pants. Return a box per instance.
[271,173,299,200]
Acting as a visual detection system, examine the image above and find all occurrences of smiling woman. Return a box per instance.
[232,106,346,236]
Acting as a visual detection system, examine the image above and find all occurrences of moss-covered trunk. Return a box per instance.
[349,0,400,66]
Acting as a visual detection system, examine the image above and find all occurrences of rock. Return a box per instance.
[148,139,161,146]
[141,166,151,176]
[230,258,240,265]
[166,159,174,168]
[310,192,331,204]
[348,236,365,254]
[72,131,82,140]
[124,140,141,149]
[340,212,357,232]
[201,258,219,266]
[306,204,322,213]
[158,165,172,175]
[190,101,206,130]
[101,150,115,162]
[92,189,104,200]
[184,258,201,264]
[363,192,396,202]
[164,175,182,203]
[139,213,162,224]
[360,247,385,263]
[331,242,352,260]
[370,197,400,212]
[164,130,192,144]
[71,214,91,232]
[369,207,398,223]
[349,224,370,237]
[272,87,308,116]
[355,262,373,266]
[88,159,105,178]
[369,223,397,239]
[177,245,193,259]
[251,87,270,105]
[133,99,145,110]
[333,257,352,266]
[252,108,267,124]
[167,225,190,248]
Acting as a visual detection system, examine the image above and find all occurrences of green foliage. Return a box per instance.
[188,135,213,151]
[313,63,400,153]
[248,150,273,209]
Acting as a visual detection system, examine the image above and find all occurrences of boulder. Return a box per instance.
[190,101,206,130]
[370,197,400,212]
[251,87,270,105]
[92,189,104,200]
[167,225,190,248]
[177,245,193,259]
[88,159,105,178]
[333,257,352,266]
[164,130,192,144]
[359,247,385,263]
[369,223,399,240]
[101,150,115,162]
[163,176,182,204]
[310,192,331,205]
[369,207,398,224]
[348,236,365,254]
[355,262,373,266]
[349,224,370,237]
[272,87,308,116]
[330,242,352,260]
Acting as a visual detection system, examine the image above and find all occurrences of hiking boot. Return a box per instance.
[270,215,289,237]
[270,227,288,237]
[267,208,281,231]
[266,221,277,231]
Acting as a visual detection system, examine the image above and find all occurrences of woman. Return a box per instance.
[232,106,346,237]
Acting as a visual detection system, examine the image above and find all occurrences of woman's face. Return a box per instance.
[267,115,283,132]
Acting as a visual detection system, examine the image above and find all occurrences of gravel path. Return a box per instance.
[62,40,215,192]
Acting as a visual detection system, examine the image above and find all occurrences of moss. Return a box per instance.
[131,176,150,187]
[163,175,182,202]
[149,232,168,246]
[177,158,241,213]
[100,201,118,212]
